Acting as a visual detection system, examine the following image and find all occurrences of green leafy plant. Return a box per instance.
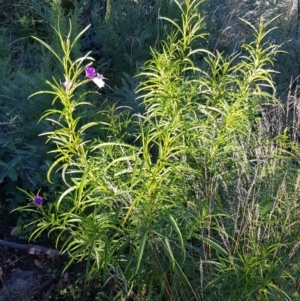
[14,1,300,300]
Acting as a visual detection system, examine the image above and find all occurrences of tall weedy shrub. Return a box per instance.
[193,16,281,210]
[16,1,210,299]
[16,21,125,282]
[190,16,297,301]
[138,2,295,300]
[16,0,297,300]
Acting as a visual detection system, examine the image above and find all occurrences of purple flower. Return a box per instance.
[85,66,105,89]
[34,196,43,206]
[85,66,97,79]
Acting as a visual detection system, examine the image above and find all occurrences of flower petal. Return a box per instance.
[85,66,97,79]
[92,73,105,89]
[34,196,43,206]
[62,80,74,89]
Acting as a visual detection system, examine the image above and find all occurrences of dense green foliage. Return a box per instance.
[2,0,300,300]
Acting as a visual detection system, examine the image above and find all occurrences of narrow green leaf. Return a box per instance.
[135,229,148,276]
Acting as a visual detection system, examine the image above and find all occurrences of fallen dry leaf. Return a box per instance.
[10,227,21,236]
[34,259,43,269]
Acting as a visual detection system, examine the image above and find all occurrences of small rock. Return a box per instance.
[0,268,39,301]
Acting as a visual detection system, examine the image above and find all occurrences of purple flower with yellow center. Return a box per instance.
[34,196,43,206]
[85,66,105,89]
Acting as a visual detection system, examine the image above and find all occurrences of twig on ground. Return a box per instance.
[0,239,67,257]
